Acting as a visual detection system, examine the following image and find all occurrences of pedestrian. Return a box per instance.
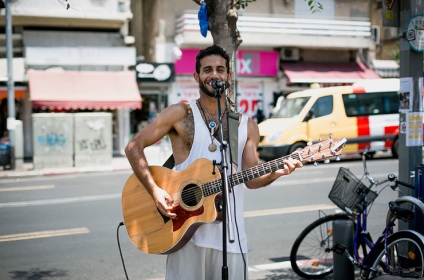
[125,45,303,280]
[255,100,265,123]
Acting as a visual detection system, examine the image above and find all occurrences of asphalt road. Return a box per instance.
[0,156,402,279]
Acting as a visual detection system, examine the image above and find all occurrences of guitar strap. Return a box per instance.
[227,111,239,167]
[163,153,175,169]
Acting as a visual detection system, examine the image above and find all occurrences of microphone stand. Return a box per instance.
[213,85,234,280]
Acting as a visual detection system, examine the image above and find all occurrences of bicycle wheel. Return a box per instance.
[386,196,424,232]
[290,214,351,279]
[362,230,424,279]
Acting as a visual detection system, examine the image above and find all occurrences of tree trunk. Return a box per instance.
[205,0,242,106]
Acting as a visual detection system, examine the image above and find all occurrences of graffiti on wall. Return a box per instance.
[76,118,108,152]
[36,123,71,154]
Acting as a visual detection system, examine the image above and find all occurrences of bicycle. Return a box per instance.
[290,149,424,279]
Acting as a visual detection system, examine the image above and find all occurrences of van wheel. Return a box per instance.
[289,142,306,155]
[392,137,399,158]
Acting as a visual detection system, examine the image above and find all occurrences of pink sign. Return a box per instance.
[175,49,278,77]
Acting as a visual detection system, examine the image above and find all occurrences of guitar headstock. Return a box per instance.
[298,138,347,164]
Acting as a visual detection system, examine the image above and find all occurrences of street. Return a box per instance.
[0,156,400,279]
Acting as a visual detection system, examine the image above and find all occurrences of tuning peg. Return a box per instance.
[314,161,318,166]
[324,159,330,164]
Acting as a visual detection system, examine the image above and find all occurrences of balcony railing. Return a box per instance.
[175,13,372,49]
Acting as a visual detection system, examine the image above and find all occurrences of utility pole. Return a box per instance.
[5,0,15,169]
[397,0,424,229]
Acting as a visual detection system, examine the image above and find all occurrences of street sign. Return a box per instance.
[407,15,424,52]
[383,0,400,27]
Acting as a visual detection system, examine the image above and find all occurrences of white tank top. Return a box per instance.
[175,100,249,253]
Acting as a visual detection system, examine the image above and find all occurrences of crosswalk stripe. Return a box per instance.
[0,193,121,208]
[0,227,90,242]
[0,185,55,192]
[244,204,337,218]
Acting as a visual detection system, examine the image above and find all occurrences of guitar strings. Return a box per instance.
[175,153,304,203]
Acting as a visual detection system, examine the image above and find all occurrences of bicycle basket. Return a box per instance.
[328,167,378,213]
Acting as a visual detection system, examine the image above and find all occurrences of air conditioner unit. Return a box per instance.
[280,48,300,61]
[371,25,380,45]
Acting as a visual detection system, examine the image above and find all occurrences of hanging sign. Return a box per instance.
[406,15,424,52]
[136,62,175,83]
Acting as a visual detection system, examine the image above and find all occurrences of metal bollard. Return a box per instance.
[333,219,354,280]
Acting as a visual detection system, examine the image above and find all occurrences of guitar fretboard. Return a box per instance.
[202,152,301,197]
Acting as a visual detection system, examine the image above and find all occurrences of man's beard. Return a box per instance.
[199,80,216,98]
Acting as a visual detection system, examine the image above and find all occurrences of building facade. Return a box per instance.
[130,0,393,122]
[0,0,140,160]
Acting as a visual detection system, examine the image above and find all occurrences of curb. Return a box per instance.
[0,144,171,179]
[0,165,133,179]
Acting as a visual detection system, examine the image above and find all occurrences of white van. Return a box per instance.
[257,79,402,161]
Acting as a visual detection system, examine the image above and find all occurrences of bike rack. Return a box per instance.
[333,219,355,280]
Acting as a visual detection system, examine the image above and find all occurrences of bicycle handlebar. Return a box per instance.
[362,147,415,190]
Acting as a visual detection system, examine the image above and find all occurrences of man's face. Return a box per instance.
[194,54,231,97]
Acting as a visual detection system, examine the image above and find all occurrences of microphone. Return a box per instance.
[210,79,226,89]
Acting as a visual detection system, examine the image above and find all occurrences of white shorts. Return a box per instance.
[165,241,248,280]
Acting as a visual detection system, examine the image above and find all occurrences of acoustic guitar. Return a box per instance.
[121,138,346,254]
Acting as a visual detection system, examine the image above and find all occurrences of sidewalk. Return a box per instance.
[0,143,172,179]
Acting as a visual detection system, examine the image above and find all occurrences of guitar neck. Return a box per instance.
[202,153,301,197]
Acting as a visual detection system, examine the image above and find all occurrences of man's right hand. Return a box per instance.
[152,186,177,219]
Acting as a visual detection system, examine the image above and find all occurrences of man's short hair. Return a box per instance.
[195,45,230,74]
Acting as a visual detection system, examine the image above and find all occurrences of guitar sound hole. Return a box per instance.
[181,184,203,207]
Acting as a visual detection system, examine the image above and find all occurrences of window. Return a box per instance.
[310,95,333,118]
[273,96,310,118]
[342,91,399,117]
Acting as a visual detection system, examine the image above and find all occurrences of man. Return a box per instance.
[125,45,303,279]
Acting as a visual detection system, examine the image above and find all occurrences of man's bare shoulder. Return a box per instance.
[160,102,191,120]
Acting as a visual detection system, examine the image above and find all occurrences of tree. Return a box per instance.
[191,0,321,104]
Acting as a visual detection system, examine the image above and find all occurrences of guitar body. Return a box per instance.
[122,138,346,255]
[122,158,221,254]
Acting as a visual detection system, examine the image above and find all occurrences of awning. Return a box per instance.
[281,61,381,84]
[0,87,26,99]
[371,59,399,78]
[27,69,142,110]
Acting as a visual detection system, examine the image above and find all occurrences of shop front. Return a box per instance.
[172,49,279,120]
[133,61,174,135]
[27,69,142,158]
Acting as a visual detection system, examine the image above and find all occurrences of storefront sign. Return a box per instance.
[136,62,175,83]
[169,78,200,104]
[175,49,278,77]
[236,51,278,76]
[237,80,263,118]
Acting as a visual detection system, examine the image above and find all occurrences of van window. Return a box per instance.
[310,95,333,118]
[342,91,398,117]
[273,96,310,118]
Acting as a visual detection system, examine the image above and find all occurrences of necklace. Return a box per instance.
[197,100,225,152]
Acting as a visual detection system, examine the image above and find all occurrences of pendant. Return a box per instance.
[209,121,217,135]
[208,142,217,152]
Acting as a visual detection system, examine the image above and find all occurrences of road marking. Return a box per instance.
[0,193,121,208]
[0,227,90,242]
[0,185,55,192]
[249,260,292,271]
[244,204,337,218]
